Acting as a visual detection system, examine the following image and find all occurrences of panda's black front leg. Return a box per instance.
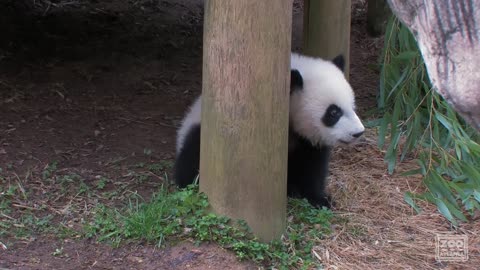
[291,174,332,208]
[288,140,333,208]
[305,192,333,209]
[174,125,201,188]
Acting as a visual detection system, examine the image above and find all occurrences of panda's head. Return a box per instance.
[290,53,365,146]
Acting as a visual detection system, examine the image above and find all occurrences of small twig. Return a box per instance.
[104,156,127,166]
[155,121,177,128]
[116,116,153,126]
[12,204,37,211]
[312,248,322,262]
[0,80,14,89]
[13,173,27,200]
[0,241,7,250]
[42,1,52,16]
[116,116,176,128]
[140,170,165,181]
[1,213,15,220]
[93,8,109,14]
[57,1,78,7]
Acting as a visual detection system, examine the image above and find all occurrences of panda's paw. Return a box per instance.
[309,194,334,209]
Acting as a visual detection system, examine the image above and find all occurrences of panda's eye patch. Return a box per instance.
[322,104,343,127]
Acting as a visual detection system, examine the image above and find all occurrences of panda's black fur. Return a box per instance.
[174,53,364,208]
[174,124,201,189]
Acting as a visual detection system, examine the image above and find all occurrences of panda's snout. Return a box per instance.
[352,131,364,138]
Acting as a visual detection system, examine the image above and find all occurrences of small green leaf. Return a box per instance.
[444,200,467,222]
[435,113,453,131]
[394,51,418,61]
[404,192,422,213]
[435,199,457,225]
[378,113,390,148]
[473,190,480,202]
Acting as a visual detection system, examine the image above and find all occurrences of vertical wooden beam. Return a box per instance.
[366,0,391,37]
[200,0,292,241]
[303,0,351,78]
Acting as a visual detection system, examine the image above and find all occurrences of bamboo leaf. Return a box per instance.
[376,16,480,223]
[473,190,480,202]
[435,113,453,131]
[435,199,457,225]
[394,51,418,61]
[444,200,467,222]
[404,192,422,213]
[461,163,480,186]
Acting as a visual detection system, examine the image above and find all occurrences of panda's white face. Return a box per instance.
[290,53,365,146]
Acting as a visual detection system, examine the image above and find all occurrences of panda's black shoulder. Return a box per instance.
[288,128,329,152]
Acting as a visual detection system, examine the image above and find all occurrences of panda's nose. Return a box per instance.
[352,131,364,138]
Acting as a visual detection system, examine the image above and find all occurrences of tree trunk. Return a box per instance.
[388,0,480,130]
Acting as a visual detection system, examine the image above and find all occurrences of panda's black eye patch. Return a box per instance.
[322,104,343,127]
[290,69,303,93]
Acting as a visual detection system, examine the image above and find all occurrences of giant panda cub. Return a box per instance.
[174,53,365,208]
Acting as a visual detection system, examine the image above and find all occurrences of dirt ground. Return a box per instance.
[0,0,477,269]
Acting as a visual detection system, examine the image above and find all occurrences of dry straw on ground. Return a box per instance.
[317,129,479,270]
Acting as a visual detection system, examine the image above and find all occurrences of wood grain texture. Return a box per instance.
[303,0,352,78]
[388,0,480,130]
[200,0,292,241]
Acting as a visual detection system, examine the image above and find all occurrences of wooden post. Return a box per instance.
[200,0,292,241]
[303,0,351,78]
[367,0,391,37]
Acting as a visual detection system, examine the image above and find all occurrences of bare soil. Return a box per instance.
[2,0,476,270]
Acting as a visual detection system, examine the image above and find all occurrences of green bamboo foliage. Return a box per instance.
[378,17,480,224]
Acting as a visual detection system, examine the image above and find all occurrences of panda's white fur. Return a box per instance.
[176,96,201,154]
[174,53,364,208]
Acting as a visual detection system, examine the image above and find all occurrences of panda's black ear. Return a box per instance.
[332,54,345,72]
[290,69,303,93]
